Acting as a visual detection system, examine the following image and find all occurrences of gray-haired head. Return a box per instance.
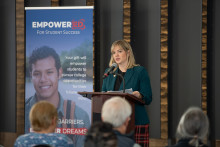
[176,107,209,147]
[101,96,131,128]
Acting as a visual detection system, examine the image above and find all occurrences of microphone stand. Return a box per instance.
[113,72,125,93]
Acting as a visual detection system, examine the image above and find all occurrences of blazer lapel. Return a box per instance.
[120,67,134,89]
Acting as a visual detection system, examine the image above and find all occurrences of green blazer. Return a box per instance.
[102,66,152,125]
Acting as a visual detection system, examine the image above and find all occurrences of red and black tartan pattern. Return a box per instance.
[135,124,149,147]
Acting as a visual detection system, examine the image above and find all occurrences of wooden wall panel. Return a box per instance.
[202,0,207,113]
[51,0,59,6]
[161,0,168,140]
[123,0,130,43]
[16,0,25,136]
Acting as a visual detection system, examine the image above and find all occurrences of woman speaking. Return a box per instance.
[102,40,152,147]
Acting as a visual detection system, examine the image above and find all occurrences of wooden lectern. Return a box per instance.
[78,92,145,133]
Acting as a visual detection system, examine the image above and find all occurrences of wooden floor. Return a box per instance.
[150,138,168,147]
[149,138,220,147]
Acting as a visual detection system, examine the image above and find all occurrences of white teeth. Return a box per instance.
[40,86,50,89]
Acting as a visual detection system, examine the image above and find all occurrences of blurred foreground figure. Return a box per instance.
[84,122,117,147]
[102,96,141,147]
[167,107,209,147]
[14,101,74,147]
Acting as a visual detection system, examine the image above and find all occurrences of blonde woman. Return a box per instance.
[102,40,152,147]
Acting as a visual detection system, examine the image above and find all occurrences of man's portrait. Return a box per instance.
[25,46,91,147]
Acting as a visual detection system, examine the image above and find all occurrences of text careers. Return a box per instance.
[32,19,86,30]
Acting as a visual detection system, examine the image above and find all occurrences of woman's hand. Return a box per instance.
[132,91,142,99]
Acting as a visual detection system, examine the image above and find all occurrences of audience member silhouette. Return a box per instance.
[167,107,209,147]
[84,121,117,147]
[101,96,141,147]
[14,101,73,147]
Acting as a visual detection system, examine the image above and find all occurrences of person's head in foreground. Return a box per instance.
[84,121,117,147]
[30,101,58,133]
[14,101,74,146]
[101,96,131,134]
[176,106,209,147]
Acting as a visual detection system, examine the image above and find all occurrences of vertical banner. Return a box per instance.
[25,7,93,146]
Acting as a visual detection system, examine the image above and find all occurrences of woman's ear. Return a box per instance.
[127,50,130,57]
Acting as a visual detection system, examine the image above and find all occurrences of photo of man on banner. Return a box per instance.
[25,46,90,147]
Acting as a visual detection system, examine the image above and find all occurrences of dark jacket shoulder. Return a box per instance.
[114,130,135,147]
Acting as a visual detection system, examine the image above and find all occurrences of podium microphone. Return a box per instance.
[102,63,118,79]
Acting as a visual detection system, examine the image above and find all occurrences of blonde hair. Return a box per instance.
[176,107,209,147]
[29,101,58,132]
[109,40,138,69]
